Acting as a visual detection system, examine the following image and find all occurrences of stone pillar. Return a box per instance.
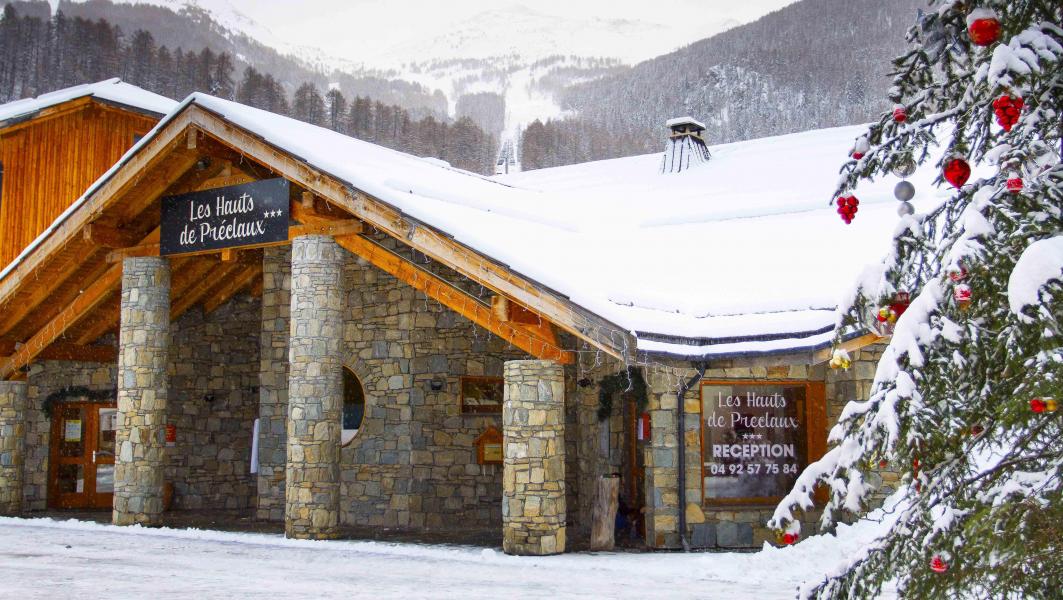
[0,381,27,515]
[502,360,566,555]
[285,235,344,540]
[113,256,171,527]
[257,246,291,521]
[644,372,680,548]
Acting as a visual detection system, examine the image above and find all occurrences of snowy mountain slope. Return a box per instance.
[45,0,796,161]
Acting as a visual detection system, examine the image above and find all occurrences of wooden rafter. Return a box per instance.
[0,265,121,379]
[0,341,116,363]
[330,231,573,364]
[71,256,197,345]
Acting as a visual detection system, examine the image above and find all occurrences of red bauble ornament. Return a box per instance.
[954,284,972,309]
[1007,177,1024,193]
[948,267,968,282]
[944,158,972,188]
[782,532,799,545]
[878,459,889,469]
[893,105,908,123]
[930,555,949,573]
[992,95,1024,131]
[851,136,869,160]
[1030,398,1057,413]
[971,424,985,436]
[967,10,1001,46]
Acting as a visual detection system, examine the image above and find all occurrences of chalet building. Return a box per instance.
[0,80,911,553]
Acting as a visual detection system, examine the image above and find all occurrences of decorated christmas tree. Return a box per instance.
[770,2,1062,598]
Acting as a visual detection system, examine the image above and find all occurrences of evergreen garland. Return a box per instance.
[597,367,648,421]
[42,386,116,417]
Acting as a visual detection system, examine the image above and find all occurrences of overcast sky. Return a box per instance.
[209,0,800,65]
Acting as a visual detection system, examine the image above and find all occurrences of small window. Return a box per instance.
[460,376,504,414]
[342,367,365,445]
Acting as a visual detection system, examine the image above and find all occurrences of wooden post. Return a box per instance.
[591,475,620,551]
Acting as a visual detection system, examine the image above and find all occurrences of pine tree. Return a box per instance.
[325,88,347,133]
[770,2,1062,598]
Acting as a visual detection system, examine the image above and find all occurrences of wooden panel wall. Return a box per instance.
[0,103,158,269]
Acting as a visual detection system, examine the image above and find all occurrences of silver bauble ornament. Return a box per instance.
[897,201,915,216]
[892,159,917,178]
[894,180,916,201]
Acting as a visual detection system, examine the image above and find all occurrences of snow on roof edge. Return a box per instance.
[0,79,178,127]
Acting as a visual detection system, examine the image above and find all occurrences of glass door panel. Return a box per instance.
[49,401,117,509]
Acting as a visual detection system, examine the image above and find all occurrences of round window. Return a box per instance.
[342,367,365,444]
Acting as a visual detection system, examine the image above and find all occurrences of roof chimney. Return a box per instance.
[660,116,710,174]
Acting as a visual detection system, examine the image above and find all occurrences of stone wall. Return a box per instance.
[256,246,291,521]
[338,242,528,530]
[19,293,259,513]
[167,295,260,511]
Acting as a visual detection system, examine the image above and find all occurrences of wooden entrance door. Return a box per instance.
[48,402,118,509]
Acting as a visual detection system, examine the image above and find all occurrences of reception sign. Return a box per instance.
[701,382,809,502]
[161,178,290,256]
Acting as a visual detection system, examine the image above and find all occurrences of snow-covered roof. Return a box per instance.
[2,91,947,360]
[0,79,178,126]
[666,116,707,130]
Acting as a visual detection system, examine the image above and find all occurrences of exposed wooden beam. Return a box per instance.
[202,264,262,314]
[72,256,200,345]
[288,219,364,238]
[0,342,117,363]
[335,234,573,364]
[83,223,143,249]
[0,251,107,338]
[811,332,886,364]
[186,128,198,150]
[0,265,122,379]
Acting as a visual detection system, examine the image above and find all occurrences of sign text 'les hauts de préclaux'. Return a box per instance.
[160,178,290,256]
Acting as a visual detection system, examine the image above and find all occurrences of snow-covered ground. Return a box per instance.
[0,498,901,599]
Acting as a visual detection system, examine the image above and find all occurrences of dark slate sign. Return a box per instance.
[160,178,290,256]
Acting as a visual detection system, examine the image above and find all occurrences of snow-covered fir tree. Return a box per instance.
[770,1,1062,598]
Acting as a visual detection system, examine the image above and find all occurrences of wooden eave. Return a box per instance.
[0,102,635,379]
[0,96,162,136]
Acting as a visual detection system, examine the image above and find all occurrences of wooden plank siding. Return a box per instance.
[0,102,157,269]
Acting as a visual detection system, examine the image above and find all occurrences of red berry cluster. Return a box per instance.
[992,95,1024,131]
[836,195,859,224]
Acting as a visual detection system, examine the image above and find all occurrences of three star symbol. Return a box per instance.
[263,209,283,218]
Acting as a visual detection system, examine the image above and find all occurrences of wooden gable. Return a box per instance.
[0,98,160,269]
